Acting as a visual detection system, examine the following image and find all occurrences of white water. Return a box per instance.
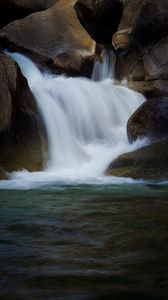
[92,49,116,81]
[1,51,146,189]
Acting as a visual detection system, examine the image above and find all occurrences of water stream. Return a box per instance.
[1,51,146,189]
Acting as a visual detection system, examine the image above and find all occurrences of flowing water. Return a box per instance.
[0,51,168,299]
[92,49,116,81]
[2,51,145,188]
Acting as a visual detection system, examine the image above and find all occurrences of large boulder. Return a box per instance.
[113,0,168,52]
[0,52,45,172]
[127,96,168,143]
[107,140,168,180]
[0,0,95,76]
[112,0,168,97]
[0,0,57,28]
[74,0,123,44]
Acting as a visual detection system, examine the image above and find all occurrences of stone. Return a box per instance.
[75,0,123,44]
[127,96,168,143]
[0,167,8,180]
[0,0,95,76]
[111,0,168,96]
[107,140,168,180]
[0,52,45,172]
[0,0,57,28]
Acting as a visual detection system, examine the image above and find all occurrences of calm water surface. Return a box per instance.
[0,183,168,300]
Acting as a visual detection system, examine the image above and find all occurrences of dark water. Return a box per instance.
[0,184,168,300]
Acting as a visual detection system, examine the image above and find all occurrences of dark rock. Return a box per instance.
[0,167,8,180]
[0,0,95,76]
[107,140,168,180]
[112,0,143,52]
[0,0,57,28]
[75,0,123,44]
[127,96,168,143]
[134,0,168,47]
[113,0,168,96]
[0,52,45,172]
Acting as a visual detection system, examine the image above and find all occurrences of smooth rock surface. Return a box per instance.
[107,140,168,180]
[75,0,123,44]
[0,0,95,76]
[0,53,45,172]
[127,96,168,143]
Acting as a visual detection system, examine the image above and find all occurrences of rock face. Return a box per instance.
[0,53,45,172]
[0,0,57,28]
[113,0,168,97]
[107,140,168,180]
[0,167,8,180]
[127,96,168,143]
[74,0,123,44]
[0,0,95,76]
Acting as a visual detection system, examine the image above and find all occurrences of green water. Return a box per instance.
[0,184,168,300]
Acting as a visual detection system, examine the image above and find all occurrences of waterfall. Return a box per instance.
[4,51,145,186]
[92,49,116,81]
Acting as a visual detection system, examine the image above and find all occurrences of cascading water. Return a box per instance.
[2,51,146,188]
[92,49,116,81]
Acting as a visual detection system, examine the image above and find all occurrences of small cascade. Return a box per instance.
[4,51,145,185]
[92,49,116,81]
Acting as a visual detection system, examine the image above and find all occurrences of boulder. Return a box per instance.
[0,167,8,180]
[113,0,168,51]
[0,0,57,28]
[0,0,95,76]
[107,140,168,180]
[113,0,168,97]
[0,52,45,172]
[74,0,123,44]
[127,96,168,143]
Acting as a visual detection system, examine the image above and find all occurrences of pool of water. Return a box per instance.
[0,183,168,300]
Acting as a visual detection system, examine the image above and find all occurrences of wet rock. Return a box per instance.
[0,0,57,28]
[127,96,168,143]
[0,0,95,76]
[0,52,45,172]
[75,0,123,44]
[107,140,168,180]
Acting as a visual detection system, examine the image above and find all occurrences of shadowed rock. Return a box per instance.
[0,0,58,28]
[112,0,168,98]
[0,52,45,172]
[127,96,168,143]
[0,0,95,76]
[75,0,123,44]
[107,140,168,180]
[0,167,8,180]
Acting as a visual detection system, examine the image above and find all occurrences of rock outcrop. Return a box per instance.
[74,0,123,44]
[107,140,168,180]
[0,0,95,76]
[0,0,57,28]
[127,96,168,143]
[112,0,168,97]
[0,52,45,173]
